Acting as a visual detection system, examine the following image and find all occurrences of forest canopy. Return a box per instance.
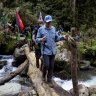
[0,0,96,31]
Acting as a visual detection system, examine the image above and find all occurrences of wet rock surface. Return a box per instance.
[70,84,96,96]
[89,85,96,95]
[0,60,7,69]
[13,44,28,67]
[79,60,92,70]
[70,84,89,96]
[0,83,21,96]
[0,55,37,96]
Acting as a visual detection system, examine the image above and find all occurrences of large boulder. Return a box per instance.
[13,44,28,67]
[54,41,72,78]
[70,84,89,96]
[14,44,28,58]
[56,41,71,62]
[0,83,21,96]
[89,85,96,95]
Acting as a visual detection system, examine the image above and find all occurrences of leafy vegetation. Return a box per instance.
[5,37,15,53]
[79,40,96,60]
[0,33,5,43]
[0,0,96,30]
[0,32,16,54]
[0,0,96,58]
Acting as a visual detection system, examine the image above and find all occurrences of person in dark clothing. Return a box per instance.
[32,21,43,69]
[24,25,31,37]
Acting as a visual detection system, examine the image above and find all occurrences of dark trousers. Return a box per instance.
[35,49,41,68]
[43,54,55,82]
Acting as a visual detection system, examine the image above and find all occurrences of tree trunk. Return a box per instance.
[68,37,79,96]
[69,0,79,93]
[0,60,28,85]
[70,0,76,25]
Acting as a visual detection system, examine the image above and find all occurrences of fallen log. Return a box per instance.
[25,47,59,96]
[0,60,28,85]
[25,47,71,96]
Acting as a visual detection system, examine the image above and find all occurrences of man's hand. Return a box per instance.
[41,36,46,42]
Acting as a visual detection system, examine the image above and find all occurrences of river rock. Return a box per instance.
[12,60,16,67]
[79,60,91,70]
[70,84,89,96]
[0,55,2,59]
[13,44,28,67]
[89,85,96,95]
[14,44,28,58]
[0,60,7,69]
[0,82,21,96]
[55,48,71,62]
[13,55,26,67]
[19,89,37,96]
[14,48,24,58]
[90,94,96,96]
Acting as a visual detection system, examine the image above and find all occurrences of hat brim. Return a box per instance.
[45,20,52,23]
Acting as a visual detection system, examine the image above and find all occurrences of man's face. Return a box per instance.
[46,21,52,27]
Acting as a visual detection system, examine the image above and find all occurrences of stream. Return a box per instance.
[54,68,96,91]
[0,55,36,96]
[0,55,96,95]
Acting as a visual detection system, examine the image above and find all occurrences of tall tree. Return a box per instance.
[71,0,76,25]
[70,0,79,96]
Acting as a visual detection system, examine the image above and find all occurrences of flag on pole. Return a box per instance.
[16,11,24,30]
[38,12,43,22]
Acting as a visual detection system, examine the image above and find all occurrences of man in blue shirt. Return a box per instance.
[36,15,67,83]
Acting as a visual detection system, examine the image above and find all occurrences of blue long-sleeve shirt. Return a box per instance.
[36,25,64,55]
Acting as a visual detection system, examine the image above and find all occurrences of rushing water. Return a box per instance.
[53,69,96,91]
[1,55,96,93]
[0,55,15,75]
[0,55,32,93]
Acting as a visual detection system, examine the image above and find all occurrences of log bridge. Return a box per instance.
[0,36,78,96]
